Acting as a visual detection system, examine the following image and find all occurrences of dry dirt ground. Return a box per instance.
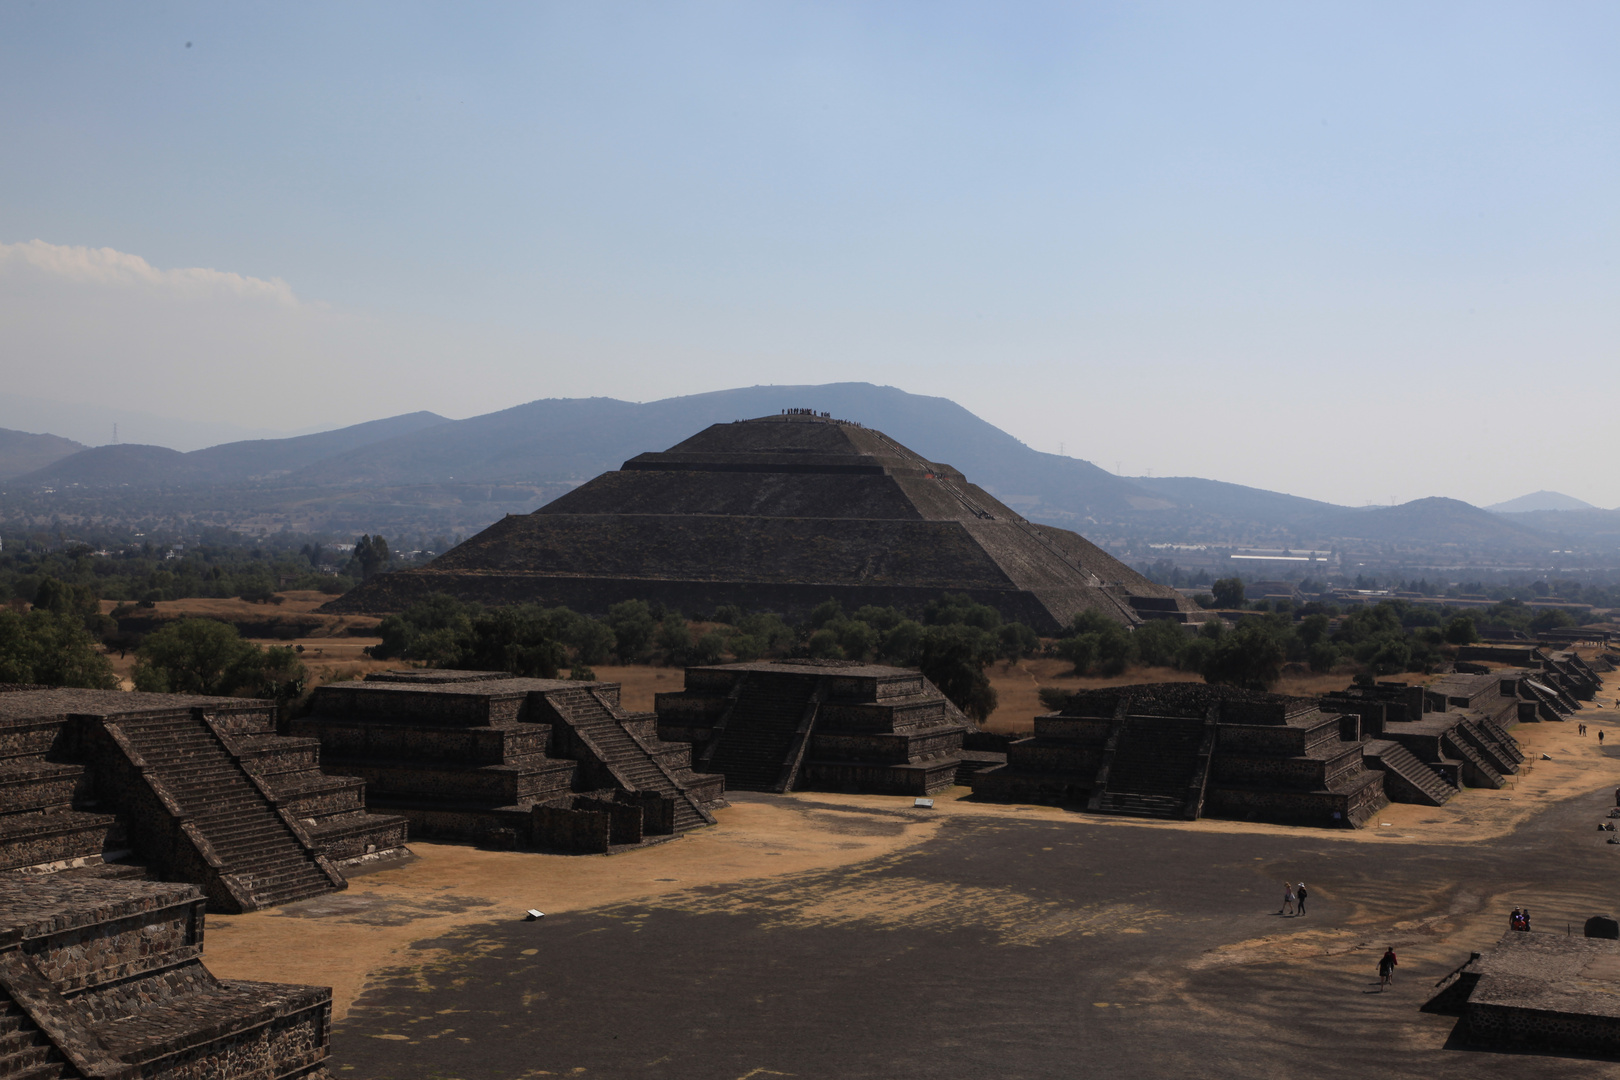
[198,675,1620,1079]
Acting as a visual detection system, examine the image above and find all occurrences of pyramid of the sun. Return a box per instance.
[328,412,1203,632]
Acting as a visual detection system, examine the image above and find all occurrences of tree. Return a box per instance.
[0,610,117,688]
[460,607,567,678]
[1201,621,1286,691]
[1056,610,1135,676]
[1132,618,1189,668]
[1443,615,1479,645]
[1211,578,1245,609]
[605,601,657,661]
[133,618,305,701]
[351,534,392,581]
[916,624,998,722]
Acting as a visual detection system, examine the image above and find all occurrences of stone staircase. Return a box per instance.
[115,712,338,911]
[545,688,715,833]
[0,989,72,1080]
[1096,716,1205,819]
[1363,740,1457,806]
[233,729,409,868]
[705,675,819,792]
[1455,719,1519,778]
[1477,717,1524,765]
[1442,731,1506,789]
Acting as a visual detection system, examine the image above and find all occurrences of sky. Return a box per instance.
[1,2,1616,507]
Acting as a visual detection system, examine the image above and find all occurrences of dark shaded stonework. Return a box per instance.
[0,872,330,1078]
[1432,932,1620,1055]
[296,671,725,853]
[653,660,984,797]
[971,683,1393,827]
[324,413,1206,632]
[0,688,408,913]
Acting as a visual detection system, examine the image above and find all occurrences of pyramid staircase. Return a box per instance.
[702,674,821,793]
[0,986,73,1080]
[543,687,716,833]
[1091,716,1209,819]
[106,711,341,912]
[1362,740,1458,806]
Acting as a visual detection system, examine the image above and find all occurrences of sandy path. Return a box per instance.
[203,798,945,1020]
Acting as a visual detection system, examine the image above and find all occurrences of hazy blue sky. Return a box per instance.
[2,3,1616,506]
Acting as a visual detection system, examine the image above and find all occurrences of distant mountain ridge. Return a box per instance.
[18,412,449,487]
[1487,490,1602,513]
[3,383,1569,554]
[0,428,86,481]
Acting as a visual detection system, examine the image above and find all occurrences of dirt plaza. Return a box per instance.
[181,683,1620,1079]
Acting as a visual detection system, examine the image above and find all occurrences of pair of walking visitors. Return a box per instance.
[1510,907,1531,932]
[1280,881,1308,916]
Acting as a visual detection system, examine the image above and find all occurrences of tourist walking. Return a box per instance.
[1378,947,1398,990]
[1296,882,1308,915]
[1281,882,1296,916]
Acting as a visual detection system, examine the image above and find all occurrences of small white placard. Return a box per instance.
[914,798,935,809]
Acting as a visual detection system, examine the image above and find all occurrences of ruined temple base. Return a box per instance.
[1438,932,1620,1055]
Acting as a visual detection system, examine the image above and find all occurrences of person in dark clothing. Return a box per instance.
[1295,882,1308,914]
[1378,947,1397,990]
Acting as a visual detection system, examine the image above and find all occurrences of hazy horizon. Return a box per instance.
[3,3,1616,508]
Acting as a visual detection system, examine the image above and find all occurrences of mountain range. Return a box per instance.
[2,383,1613,558]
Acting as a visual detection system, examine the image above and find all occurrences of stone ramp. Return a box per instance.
[703,674,820,793]
[109,712,341,912]
[1363,740,1457,806]
[543,687,715,833]
[1095,716,1206,819]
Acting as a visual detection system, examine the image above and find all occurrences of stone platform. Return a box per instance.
[971,683,1390,827]
[653,660,978,797]
[297,672,725,853]
[0,872,331,1078]
[1435,931,1620,1055]
[0,688,407,913]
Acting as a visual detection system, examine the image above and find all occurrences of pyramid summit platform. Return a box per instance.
[327,412,1203,632]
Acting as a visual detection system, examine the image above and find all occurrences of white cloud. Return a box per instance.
[0,238,299,305]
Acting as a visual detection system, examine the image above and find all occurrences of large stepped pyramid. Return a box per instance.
[0,873,332,1078]
[297,670,724,854]
[325,412,1208,633]
[0,688,408,913]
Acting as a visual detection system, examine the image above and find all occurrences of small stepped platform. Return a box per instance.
[0,874,332,1079]
[658,661,975,798]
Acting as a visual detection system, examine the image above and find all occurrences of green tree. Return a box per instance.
[351,534,392,581]
[605,600,657,661]
[1201,621,1286,691]
[1529,607,1577,633]
[1210,578,1246,609]
[1132,618,1189,668]
[133,618,305,701]
[916,624,998,722]
[1443,615,1480,645]
[996,622,1041,663]
[460,607,568,678]
[0,610,117,688]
